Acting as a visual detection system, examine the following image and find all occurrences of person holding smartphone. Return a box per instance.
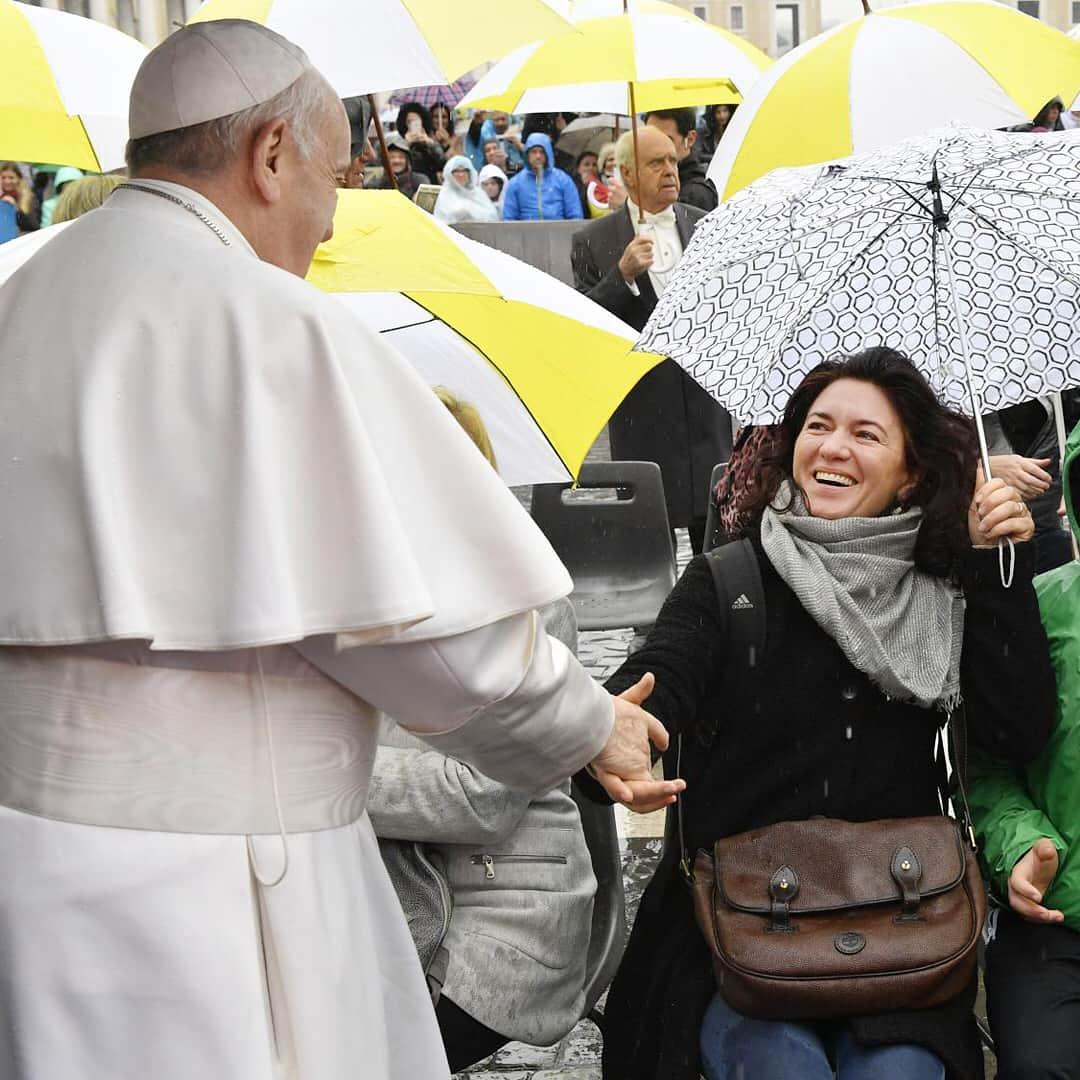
[395,101,445,182]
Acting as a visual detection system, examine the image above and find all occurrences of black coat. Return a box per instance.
[600,535,1056,1080]
[570,204,731,526]
[677,151,718,213]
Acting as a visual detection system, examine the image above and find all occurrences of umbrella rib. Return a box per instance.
[378,312,438,333]
[929,228,952,389]
[952,194,1080,291]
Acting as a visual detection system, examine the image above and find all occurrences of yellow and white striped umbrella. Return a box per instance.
[309,191,660,484]
[0,192,657,485]
[1,0,147,171]
[460,0,768,116]
[188,0,575,98]
[709,0,1080,201]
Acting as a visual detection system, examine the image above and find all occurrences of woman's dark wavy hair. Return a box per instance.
[744,347,979,577]
[395,101,434,137]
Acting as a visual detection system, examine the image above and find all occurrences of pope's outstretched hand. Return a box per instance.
[589,673,686,813]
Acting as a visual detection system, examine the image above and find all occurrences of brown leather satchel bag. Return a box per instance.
[689,815,986,1020]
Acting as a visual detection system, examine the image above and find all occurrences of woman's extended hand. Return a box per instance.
[1008,838,1064,923]
[968,476,1035,547]
[988,455,1053,499]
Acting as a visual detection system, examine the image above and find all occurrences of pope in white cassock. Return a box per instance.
[0,21,684,1080]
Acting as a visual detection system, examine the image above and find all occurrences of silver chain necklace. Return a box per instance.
[120,182,232,247]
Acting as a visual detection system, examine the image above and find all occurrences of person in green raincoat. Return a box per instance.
[969,417,1080,1078]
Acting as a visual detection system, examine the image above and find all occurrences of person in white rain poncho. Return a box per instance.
[0,20,680,1080]
[434,154,499,224]
[478,161,508,218]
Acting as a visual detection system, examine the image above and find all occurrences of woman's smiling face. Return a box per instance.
[793,378,915,519]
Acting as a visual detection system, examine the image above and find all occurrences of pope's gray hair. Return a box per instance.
[126,69,338,175]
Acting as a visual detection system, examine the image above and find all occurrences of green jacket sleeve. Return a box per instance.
[968,750,1068,897]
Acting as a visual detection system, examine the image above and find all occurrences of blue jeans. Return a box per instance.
[700,993,946,1080]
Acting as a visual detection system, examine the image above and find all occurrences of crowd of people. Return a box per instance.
[5,16,1080,1080]
[339,101,731,224]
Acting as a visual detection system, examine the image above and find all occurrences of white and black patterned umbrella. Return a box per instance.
[638,126,1080,455]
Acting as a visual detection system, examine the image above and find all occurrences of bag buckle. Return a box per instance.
[891,846,924,923]
[767,864,799,933]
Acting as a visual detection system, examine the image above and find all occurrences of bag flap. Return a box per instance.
[714,817,966,914]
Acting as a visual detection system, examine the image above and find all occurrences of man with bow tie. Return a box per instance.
[571,126,731,553]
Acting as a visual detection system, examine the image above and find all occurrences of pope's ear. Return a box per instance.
[250,117,288,204]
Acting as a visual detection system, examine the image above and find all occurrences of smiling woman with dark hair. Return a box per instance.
[597,347,1056,1080]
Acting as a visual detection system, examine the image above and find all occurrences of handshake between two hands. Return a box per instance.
[589,673,686,814]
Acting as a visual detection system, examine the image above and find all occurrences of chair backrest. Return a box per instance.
[570,779,626,1018]
[531,461,676,631]
[702,460,729,554]
[413,183,441,214]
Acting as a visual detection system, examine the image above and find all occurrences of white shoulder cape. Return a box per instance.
[0,184,571,649]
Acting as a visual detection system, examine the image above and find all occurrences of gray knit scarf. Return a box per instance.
[759,483,965,710]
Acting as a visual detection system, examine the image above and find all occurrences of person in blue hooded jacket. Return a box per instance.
[502,133,583,222]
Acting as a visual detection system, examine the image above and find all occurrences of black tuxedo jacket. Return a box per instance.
[570,205,731,527]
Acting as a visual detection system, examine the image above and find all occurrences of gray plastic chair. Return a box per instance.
[570,779,626,1030]
[530,461,676,631]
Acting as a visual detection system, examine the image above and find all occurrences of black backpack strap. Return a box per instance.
[673,538,767,881]
[705,538,767,675]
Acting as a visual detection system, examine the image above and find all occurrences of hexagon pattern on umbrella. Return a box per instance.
[460,0,766,116]
[709,0,1080,201]
[1,0,147,171]
[187,0,574,98]
[639,126,1080,428]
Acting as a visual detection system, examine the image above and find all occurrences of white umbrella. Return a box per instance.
[460,0,767,116]
[641,125,1080,583]
[556,113,628,158]
[187,0,575,98]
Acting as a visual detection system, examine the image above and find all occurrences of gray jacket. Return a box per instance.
[369,600,597,1047]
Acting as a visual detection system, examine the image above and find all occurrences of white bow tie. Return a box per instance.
[629,200,677,228]
[643,206,677,227]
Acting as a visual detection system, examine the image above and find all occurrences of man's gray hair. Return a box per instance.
[614,128,640,184]
[126,69,336,175]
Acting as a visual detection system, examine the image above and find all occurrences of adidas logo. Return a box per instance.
[731,594,754,611]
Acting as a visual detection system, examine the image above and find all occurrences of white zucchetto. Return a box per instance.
[128,19,312,140]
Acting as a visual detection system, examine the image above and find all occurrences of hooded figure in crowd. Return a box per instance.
[478,162,507,217]
[969,416,1080,1079]
[434,155,498,225]
[502,132,583,222]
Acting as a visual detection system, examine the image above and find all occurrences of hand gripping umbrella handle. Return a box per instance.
[938,227,1015,588]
